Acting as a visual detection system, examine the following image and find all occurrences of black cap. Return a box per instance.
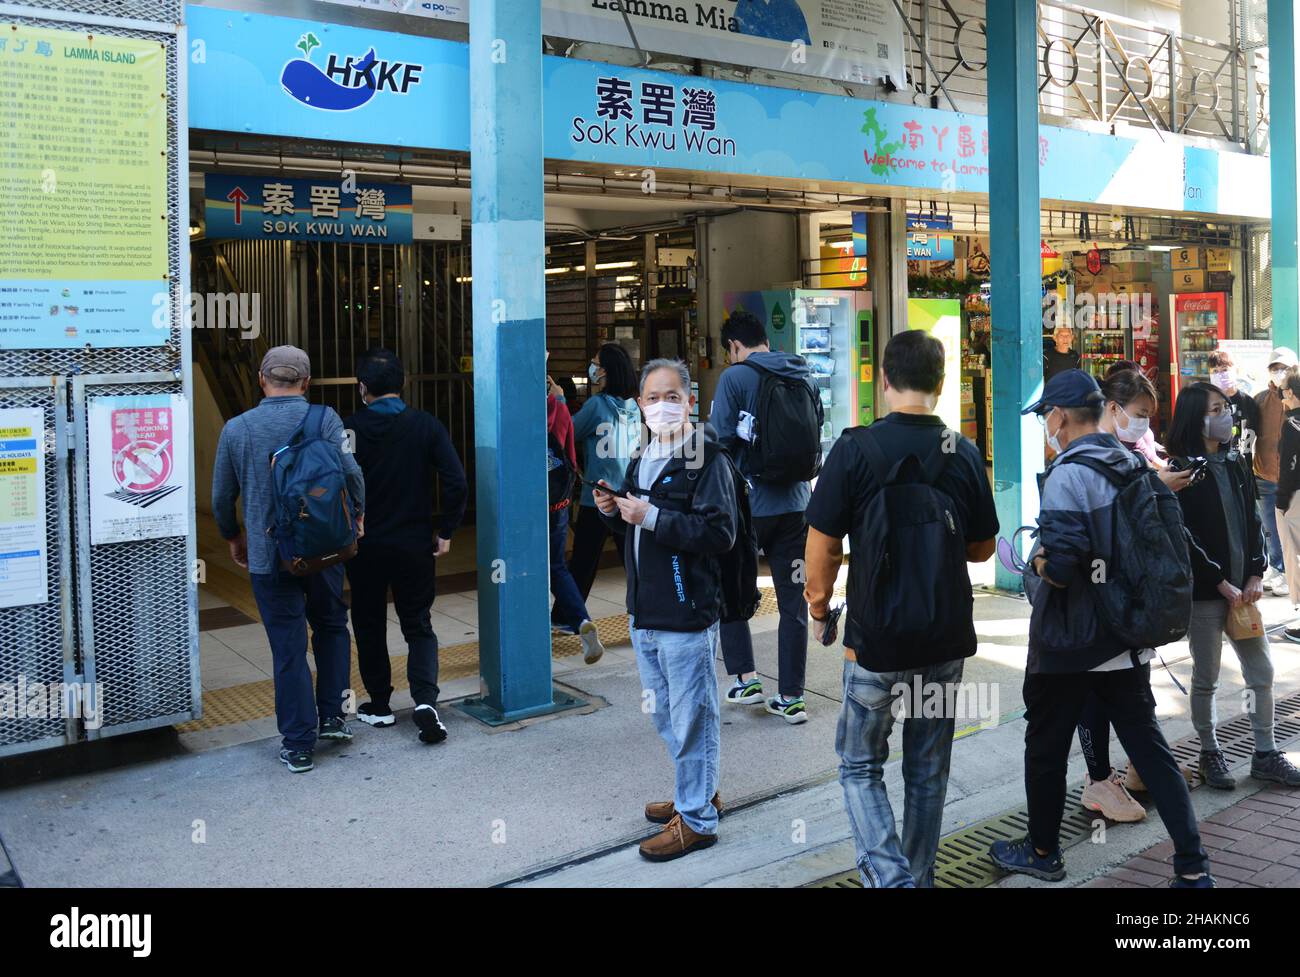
[1021,368,1103,415]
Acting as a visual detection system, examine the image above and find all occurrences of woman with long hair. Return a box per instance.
[558,342,641,608]
[1167,382,1300,789]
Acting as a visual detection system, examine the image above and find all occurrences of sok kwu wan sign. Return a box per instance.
[203,174,413,244]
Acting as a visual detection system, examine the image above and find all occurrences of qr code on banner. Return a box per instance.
[877,43,889,59]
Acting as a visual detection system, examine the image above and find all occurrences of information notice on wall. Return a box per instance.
[0,24,168,350]
[0,408,48,609]
[88,395,190,546]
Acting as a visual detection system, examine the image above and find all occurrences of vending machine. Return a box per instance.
[1079,301,1131,380]
[1170,292,1229,407]
[723,289,874,450]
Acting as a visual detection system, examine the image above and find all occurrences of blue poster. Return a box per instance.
[204,174,413,243]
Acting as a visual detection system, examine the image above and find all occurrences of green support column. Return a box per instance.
[1271,1,1300,352]
[987,0,1044,591]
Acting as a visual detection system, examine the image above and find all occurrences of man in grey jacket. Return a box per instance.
[710,310,821,723]
[988,369,1213,887]
[212,346,365,773]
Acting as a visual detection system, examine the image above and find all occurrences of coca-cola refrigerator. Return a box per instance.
[1170,292,1229,408]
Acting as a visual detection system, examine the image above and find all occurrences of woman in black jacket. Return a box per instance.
[1167,382,1299,790]
[1273,368,1300,639]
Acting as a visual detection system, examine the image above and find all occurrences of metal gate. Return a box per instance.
[0,1,198,754]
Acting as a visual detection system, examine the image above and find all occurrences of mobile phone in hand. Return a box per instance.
[818,604,844,647]
[584,477,627,499]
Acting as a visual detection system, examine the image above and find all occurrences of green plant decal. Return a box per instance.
[862,108,904,177]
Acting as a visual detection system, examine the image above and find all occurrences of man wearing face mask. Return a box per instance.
[1253,347,1297,596]
[594,359,740,862]
[989,369,1215,887]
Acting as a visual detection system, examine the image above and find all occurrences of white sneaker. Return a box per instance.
[1273,574,1289,597]
[578,619,605,664]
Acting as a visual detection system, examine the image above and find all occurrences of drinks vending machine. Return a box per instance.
[1170,292,1229,407]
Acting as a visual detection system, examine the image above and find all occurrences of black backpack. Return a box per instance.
[847,427,971,655]
[1058,456,1192,649]
[656,443,760,624]
[740,360,822,483]
[546,432,577,511]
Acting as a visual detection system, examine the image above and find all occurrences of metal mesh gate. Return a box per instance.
[1247,225,1274,341]
[0,2,198,753]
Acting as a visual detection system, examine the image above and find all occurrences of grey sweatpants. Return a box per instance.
[1188,599,1276,753]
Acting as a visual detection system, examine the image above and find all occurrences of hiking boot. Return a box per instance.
[278,748,313,773]
[1170,873,1217,888]
[638,813,718,862]
[1251,750,1300,786]
[765,695,808,725]
[988,836,1066,882]
[578,619,605,665]
[645,791,723,825]
[1199,750,1236,790]
[356,702,396,728]
[725,677,764,705]
[413,704,448,745]
[1081,770,1147,823]
[319,717,353,741]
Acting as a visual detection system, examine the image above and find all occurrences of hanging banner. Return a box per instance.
[543,0,906,86]
[0,409,48,609]
[88,395,190,545]
[204,174,413,243]
[0,24,168,350]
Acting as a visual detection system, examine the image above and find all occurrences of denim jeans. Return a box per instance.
[549,506,590,632]
[249,564,352,752]
[836,656,964,888]
[631,619,722,835]
[1257,478,1284,573]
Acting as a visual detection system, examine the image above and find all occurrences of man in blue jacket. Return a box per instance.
[709,310,821,723]
[988,369,1214,888]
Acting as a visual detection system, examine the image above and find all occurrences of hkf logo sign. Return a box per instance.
[111,407,174,494]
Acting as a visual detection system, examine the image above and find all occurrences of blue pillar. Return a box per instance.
[1271,1,1300,352]
[468,1,554,720]
[987,0,1044,590]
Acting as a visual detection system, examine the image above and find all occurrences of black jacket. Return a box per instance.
[1173,449,1265,600]
[1276,408,1300,513]
[601,425,737,632]
[344,404,468,551]
[1228,389,1261,474]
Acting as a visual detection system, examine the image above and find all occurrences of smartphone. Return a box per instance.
[1169,456,1209,485]
[582,477,627,499]
[817,603,845,647]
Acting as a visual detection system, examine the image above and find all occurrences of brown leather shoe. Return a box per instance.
[644,791,723,824]
[638,813,718,862]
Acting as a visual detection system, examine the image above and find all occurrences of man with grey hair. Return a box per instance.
[594,358,740,861]
[212,345,365,773]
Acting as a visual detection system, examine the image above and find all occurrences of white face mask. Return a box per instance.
[1045,409,1064,454]
[1114,406,1149,443]
[643,400,685,436]
[588,362,602,386]
[1272,369,1289,388]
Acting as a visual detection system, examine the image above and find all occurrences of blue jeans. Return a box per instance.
[631,619,722,835]
[250,564,352,752]
[836,656,964,888]
[549,506,590,632]
[1257,478,1284,573]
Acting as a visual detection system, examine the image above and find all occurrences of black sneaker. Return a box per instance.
[356,702,396,728]
[1169,873,1216,888]
[1251,750,1300,787]
[1198,750,1236,790]
[279,748,313,773]
[413,704,448,745]
[319,717,353,741]
[1284,626,1300,643]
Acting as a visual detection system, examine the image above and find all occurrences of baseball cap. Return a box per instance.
[260,345,311,383]
[1268,347,1297,369]
[1021,368,1103,415]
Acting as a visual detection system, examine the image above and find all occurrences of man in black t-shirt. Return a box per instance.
[803,330,998,887]
[1044,325,1081,381]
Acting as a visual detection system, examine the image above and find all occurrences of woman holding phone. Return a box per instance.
[1167,382,1299,790]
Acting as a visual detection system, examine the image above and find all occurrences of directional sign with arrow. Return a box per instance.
[226,186,248,225]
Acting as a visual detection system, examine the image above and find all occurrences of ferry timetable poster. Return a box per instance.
[0,408,48,609]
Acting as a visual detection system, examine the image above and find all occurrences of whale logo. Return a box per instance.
[280,32,380,112]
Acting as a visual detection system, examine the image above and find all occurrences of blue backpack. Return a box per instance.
[269,404,360,575]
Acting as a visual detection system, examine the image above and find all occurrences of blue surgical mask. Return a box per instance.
[588,362,601,386]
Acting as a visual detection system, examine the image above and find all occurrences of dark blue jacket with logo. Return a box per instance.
[600,425,737,633]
